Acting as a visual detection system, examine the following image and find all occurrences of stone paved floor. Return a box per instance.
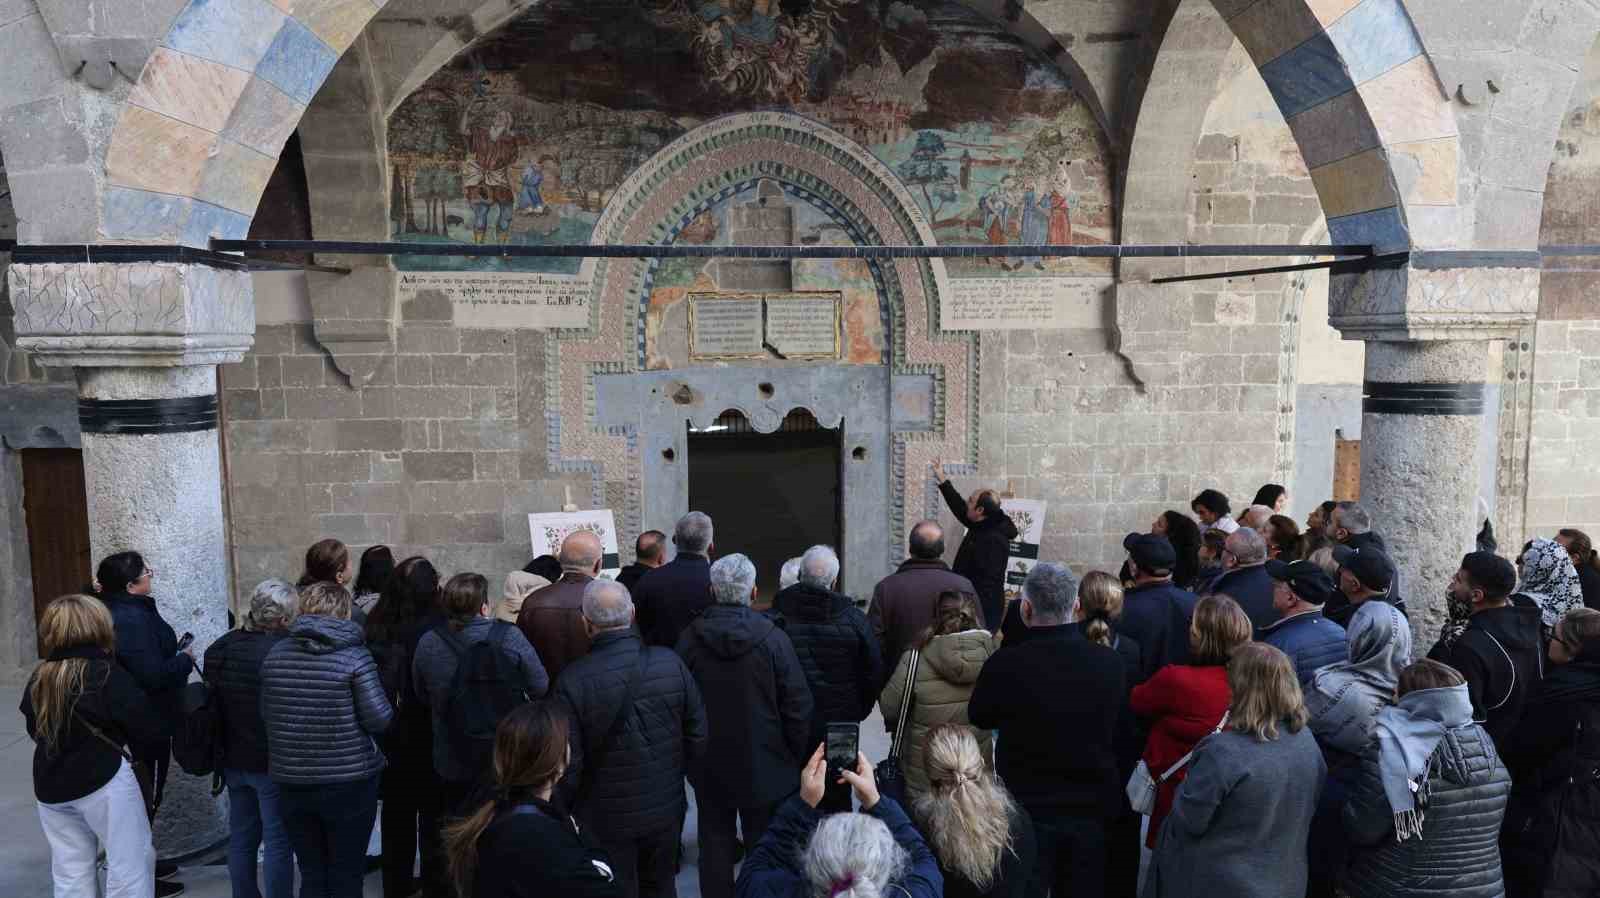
[1,684,890,898]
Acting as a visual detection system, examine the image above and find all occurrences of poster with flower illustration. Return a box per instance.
[1000,499,1047,605]
[528,510,621,579]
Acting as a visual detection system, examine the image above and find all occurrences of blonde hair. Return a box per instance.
[30,595,116,757]
[1077,571,1124,648]
[1226,643,1308,741]
[1190,594,1253,665]
[299,580,353,619]
[913,724,1016,892]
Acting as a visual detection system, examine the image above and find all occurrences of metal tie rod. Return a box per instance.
[210,239,1374,260]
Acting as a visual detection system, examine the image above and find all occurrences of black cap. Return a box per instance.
[1333,545,1396,593]
[1124,533,1177,572]
[1459,551,1517,600]
[1265,560,1337,605]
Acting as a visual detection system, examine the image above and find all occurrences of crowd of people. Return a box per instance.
[20,474,1600,898]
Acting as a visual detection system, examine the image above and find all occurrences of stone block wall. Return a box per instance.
[222,319,591,601]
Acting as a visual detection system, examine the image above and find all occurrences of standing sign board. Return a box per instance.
[528,510,622,579]
[999,499,1047,607]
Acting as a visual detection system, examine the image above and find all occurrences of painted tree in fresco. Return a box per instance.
[388,91,465,236]
[897,130,960,224]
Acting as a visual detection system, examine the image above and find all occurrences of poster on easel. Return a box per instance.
[1000,499,1047,605]
[528,510,621,579]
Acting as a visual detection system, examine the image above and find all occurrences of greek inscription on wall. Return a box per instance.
[941,277,1112,331]
[764,293,840,359]
[689,295,764,358]
[396,272,592,329]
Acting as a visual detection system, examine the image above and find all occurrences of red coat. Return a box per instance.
[1129,663,1231,846]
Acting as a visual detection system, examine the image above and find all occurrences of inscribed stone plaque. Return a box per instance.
[689,294,764,359]
[941,276,1111,331]
[764,293,840,359]
[396,271,591,329]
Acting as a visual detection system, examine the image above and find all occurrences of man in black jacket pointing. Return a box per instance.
[932,458,1019,632]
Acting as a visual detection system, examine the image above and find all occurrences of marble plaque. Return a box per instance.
[764,293,840,359]
[689,294,765,359]
[941,276,1111,331]
[397,271,592,329]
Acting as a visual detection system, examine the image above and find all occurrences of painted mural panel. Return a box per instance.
[386,0,1115,284]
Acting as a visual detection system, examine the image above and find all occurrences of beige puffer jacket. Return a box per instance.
[879,628,998,799]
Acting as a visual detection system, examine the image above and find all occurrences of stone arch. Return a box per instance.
[546,112,973,566]
[98,0,392,245]
[1208,0,1456,252]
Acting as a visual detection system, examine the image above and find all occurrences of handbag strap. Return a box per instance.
[74,711,135,764]
[1156,710,1230,783]
[575,647,649,809]
[889,649,920,759]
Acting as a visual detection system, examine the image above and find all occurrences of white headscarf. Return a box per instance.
[1519,538,1585,629]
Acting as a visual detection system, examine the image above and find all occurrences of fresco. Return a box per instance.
[386,0,1115,278]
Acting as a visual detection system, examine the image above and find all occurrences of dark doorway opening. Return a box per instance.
[21,448,93,658]
[688,408,842,602]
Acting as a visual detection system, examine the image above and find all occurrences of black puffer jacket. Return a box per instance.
[203,628,285,774]
[260,614,394,785]
[1502,655,1600,898]
[768,583,881,749]
[1341,722,1511,898]
[676,604,814,807]
[554,628,707,838]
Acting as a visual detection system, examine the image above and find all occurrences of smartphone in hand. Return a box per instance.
[825,722,859,780]
[176,632,195,651]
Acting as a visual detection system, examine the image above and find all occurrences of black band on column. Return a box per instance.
[78,395,219,434]
[1362,381,1485,416]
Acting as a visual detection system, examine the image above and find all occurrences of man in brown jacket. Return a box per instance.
[868,520,981,688]
[516,530,601,683]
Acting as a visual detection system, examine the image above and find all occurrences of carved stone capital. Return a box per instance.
[11,261,254,366]
[1330,256,1539,342]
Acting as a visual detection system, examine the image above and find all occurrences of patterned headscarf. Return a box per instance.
[1519,538,1585,629]
[1436,585,1474,650]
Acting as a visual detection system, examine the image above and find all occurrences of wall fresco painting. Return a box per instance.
[386,0,1115,281]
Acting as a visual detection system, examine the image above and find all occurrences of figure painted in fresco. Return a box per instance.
[518,154,553,216]
[459,105,523,244]
[1048,162,1073,246]
[980,176,1014,269]
[1020,176,1050,270]
[645,0,856,101]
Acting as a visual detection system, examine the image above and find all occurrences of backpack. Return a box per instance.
[436,621,530,774]
[173,679,221,778]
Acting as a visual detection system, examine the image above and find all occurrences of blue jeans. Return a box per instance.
[225,768,294,898]
[278,775,380,898]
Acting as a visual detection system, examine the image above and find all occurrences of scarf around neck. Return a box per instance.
[1519,538,1585,629]
[1371,683,1474,842]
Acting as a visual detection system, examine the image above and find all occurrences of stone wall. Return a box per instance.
[222,317,591,601]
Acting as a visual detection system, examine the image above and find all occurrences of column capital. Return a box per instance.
[1330,252,1540,342]
[10,259,254,367]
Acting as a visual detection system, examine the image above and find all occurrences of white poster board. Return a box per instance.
[999,498,1047,605]
[528,510,621,579]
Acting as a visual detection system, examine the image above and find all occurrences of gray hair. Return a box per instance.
[780,557,803,591]
[1334,501,1371,535]
[798,545,840,590]
[247,578,298,632]
[1240,505,1273,531]
[581,579,633,630]
[1022,562,1078,625]
[1225,527,1268,565]
[674,511,714,555]
[710,553,757,605]
[803,813,908,898]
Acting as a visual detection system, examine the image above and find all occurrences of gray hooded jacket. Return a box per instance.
[1306,601,1412,755]
[260,614,394,785]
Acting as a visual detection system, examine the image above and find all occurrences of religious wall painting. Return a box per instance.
[384,0,1115,283]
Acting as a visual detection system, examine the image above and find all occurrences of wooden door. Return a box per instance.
[21,449,93,657]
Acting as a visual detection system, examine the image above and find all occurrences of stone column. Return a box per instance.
[1358,340,1492,643]
[1332,257,1538,649]
[12,256,253,854]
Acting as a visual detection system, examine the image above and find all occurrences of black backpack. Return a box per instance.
[436,621,530,773]
[172,680,220,777]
